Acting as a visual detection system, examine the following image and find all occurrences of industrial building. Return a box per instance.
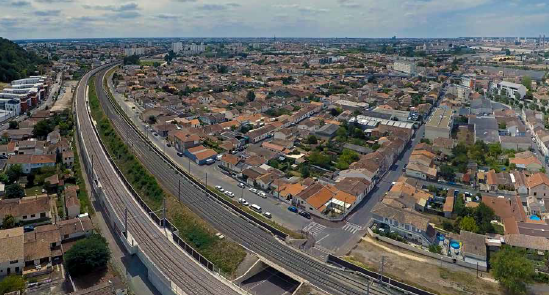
[424,107,454,140]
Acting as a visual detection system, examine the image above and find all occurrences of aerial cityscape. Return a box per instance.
[1,2,549,295]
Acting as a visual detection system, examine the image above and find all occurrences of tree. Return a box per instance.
[439,165,455,181]
[1,215,16,229]
[459,216,479,233]
[32,119,55,138]
[148,115,157,125]
[522,76,532,91]
[5,184,24,199]
[306,135,318,144]
[0,275,26,295]
[246,91,256,102]
[64,234,111,277]
[491,246,534,294]
[5,164,22,184]
[8,121,17,130]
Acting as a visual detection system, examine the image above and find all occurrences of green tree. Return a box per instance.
[148,115,157,125]
[1,215,16,229]
[459,216,479,233]
[0,275,26,295]
[306,135,318,144]
[308,151,331,169]
[521,76,532,91]
[8,121,18,130]
[5,164,23,184]
[64,234,111,277]
[491,246,534,294]
[32,119,55,138]
[5,184,24,199]
[439,165,455,181]
[246,91,256,102]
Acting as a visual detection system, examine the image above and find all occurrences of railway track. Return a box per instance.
[75,67,243,295]
[92,66,401,295]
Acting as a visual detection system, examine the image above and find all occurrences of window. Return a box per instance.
[31,214,36,218]
[9,260,18,264]
[40,212,46,218]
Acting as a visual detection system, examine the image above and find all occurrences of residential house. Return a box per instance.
[62,151,74,167]
[510,153,543,172]
[219,154,241,172]
[7,154,56,174]
[371,202,436,246]
[0,196,52,226]
[184,145,217,165]
[246,124,276,143]
[0,227,24,277]
[527,172,549,199]
[65,186,81,219]
[171,130,200,152]
[459,230,488,268]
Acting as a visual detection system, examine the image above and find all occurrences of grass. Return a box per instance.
[0,82,8,91]
[72,140,94,215]
[24,186,42,196]
[89,73,246,275]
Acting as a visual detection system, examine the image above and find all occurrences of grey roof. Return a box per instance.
[470,117,499,143]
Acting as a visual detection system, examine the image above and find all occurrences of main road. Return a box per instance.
[76,65,243,295]
[91,66,401,295]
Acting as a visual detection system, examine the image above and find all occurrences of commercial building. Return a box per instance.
[424,107,453,140]
[124,47,145,56]
[393,60,417,74]
[172,42,183,53]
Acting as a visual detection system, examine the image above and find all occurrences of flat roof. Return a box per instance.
[426,107,452,129]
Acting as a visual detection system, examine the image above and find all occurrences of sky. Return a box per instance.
[1,0,549,40]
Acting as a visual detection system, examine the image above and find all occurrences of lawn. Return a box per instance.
[25,186,43,196]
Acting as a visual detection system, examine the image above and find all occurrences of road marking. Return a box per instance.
[302,222,326,237]
[316,233,330,243]
[342,222,363,234]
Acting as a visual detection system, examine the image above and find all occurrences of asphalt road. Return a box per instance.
[96,67,400,295]
[76,65,243,295]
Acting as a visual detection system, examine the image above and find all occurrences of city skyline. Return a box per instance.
[1,0,549,40]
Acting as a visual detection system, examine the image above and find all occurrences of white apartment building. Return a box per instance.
[393,60,417,74]
[172,42,183,53]
[124,47,145,56]
[492,81,528,99]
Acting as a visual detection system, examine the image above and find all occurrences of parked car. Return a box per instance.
[205,159,215,165]
[23,225,34,233]
[215,185,222,190]
[263,212,272,219]
[177,152,184,157]
[299,211,311,219]
[216,154,223,160]
[238,198,249,206]
[258,191,267,198]
[288,206,298,213]
[238,182,245,188]
[249,188,257,193]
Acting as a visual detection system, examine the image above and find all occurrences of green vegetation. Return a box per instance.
[0,37,50,82]
[449,141,512,173]
[428,244,442,254]
[0,275,25,295]
[72,141,93,214]
[64,234,111,277]
[521,76,532,91]
[246,90,255,102]
[92,71,246,274]
[335,149,359,170]
[5,183,24,199]
[445,198,496,234]
[1,215,16,229]
[32,109,74,139]
[123,55,140,65]
[491,246,534,295]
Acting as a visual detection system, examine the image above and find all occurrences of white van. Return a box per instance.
[250,204,262,213]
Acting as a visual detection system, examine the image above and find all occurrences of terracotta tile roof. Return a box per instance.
[527,172,549,188]
[0,227,24,262]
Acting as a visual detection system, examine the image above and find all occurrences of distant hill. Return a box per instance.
[0,37,51,83]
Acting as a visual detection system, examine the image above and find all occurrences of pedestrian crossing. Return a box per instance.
[302,222,327,237]
[342,222,363,234]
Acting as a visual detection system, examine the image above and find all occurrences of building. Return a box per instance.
[172,42,183,53]
[393,60,417,74]
[65,186,81,219]
[184,145,217,165]
[124,47,145,56]
[424,107,453,140]
[527,172,549,199]
[0,196,52,226]
[0,227,24,277]
[493,81,528,99]
[371,202,436,246]
[6,154,56,174]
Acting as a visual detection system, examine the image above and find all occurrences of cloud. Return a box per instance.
[34,0,72,3]
[298,7,329,15]
[9,1,31,7]
[172,0,197,2]
[338,0,361,8]
[83,3,140,12]
[197,3,241,11]
[35,9,61,16]
[155,13,180,20]
[114,11,141,19]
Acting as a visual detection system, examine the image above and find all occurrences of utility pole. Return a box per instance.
[178,179,181,202]
[366,280,371,295]
[188,157,191,173]
[124,208,128,237]
[380,256,386,285]
[162,196,166,232]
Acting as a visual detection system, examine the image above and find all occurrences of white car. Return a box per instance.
[249,188,257,193]
[263,212,272,219]
[258,191,267,198]
[215,185,222,190]
[238,198,249,206]
[238,182,245,188]
[225,191,234,197]
[219,188,225,193]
